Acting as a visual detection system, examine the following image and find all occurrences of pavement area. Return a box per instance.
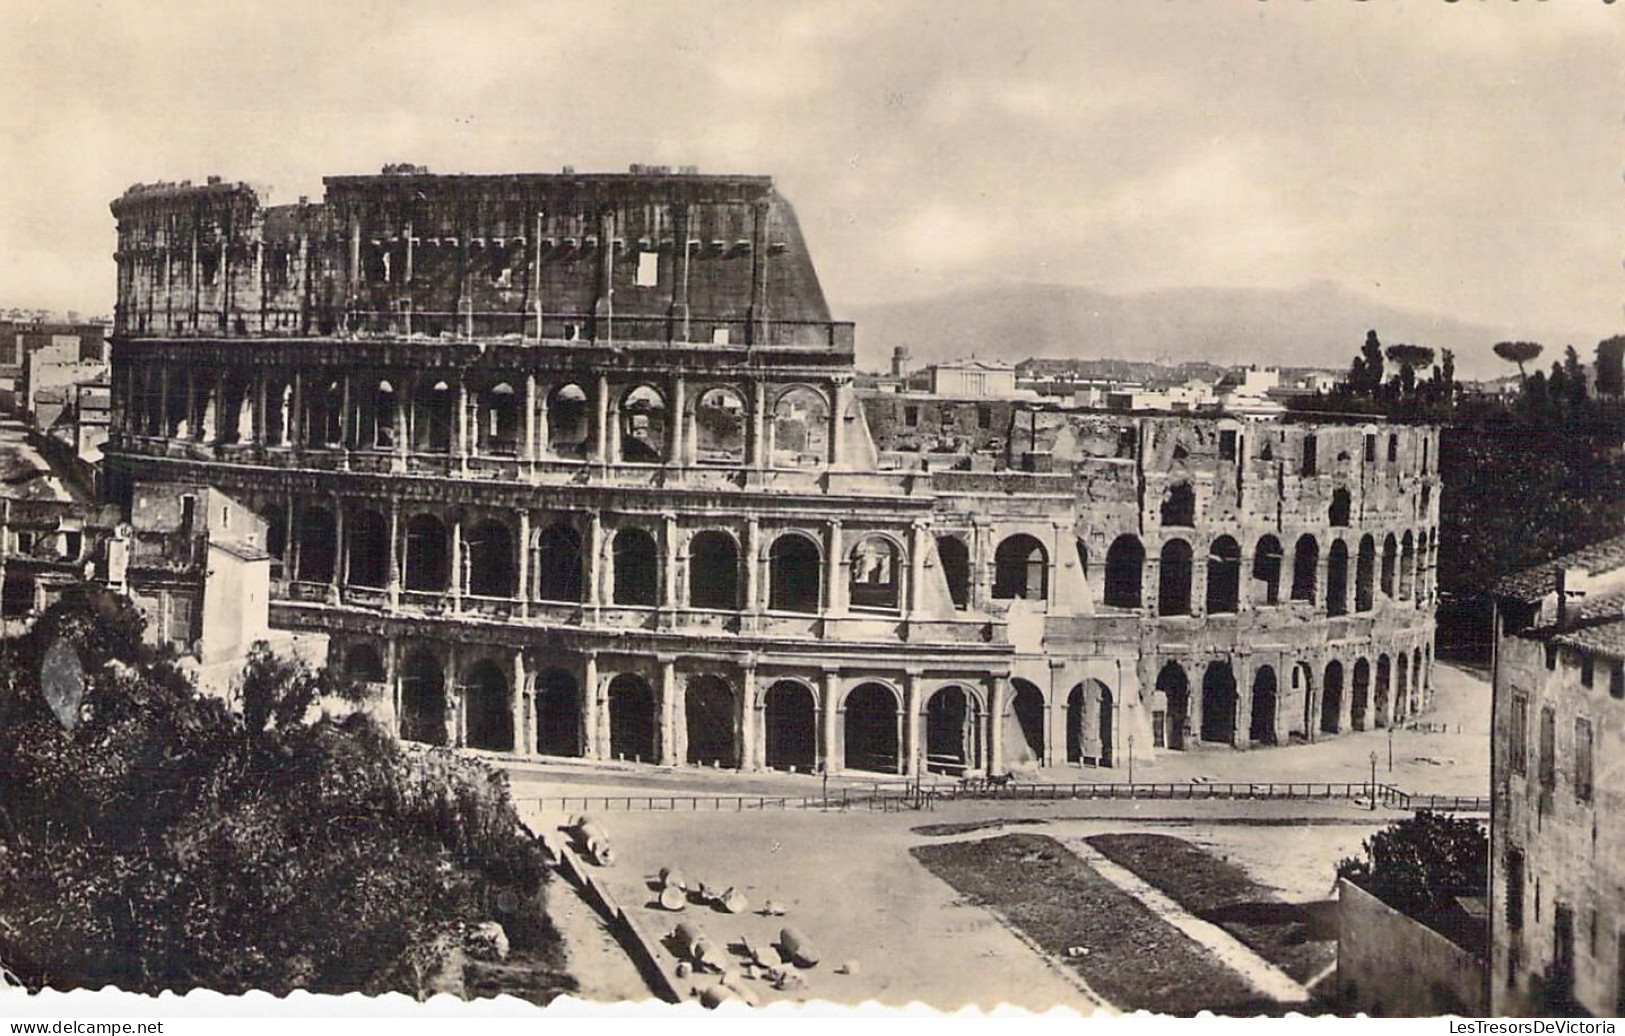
[517,663,1488,1009]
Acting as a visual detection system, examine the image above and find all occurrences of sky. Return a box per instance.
[1,0,1620,345]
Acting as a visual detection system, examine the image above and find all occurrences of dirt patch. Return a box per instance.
[911,833,1275,1015]
[1085,833,1336,983]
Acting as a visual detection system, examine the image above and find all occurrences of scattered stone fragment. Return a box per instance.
[779,926,820,967]
[659,886,687,911]
[718,887,750,914]
[835,960,859,976]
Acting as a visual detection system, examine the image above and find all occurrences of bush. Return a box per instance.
[0,589,562,997]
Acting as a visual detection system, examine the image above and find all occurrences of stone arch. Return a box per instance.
[1375,655,1392,729]
[1381,533,1398,598]
[1157,662,1190,751]
[924,684,984,775]
[547,382,590,459]
[304,376,344,448]
[463,659,513,752]
[772,385,830,466]
[1356,534,1376,612]
[404,513,450,592]
[1352,657,1371,732]
[1066,679,1114,766]
[1330,487,1351,527]
[993,533,1048,601]
[611,527,659,606]
[849,534,903,612]
[688,529,740,610]
[1291,534,1319,603]
[1105,535,1144,609]
[1399,531,1416,599]
[1201,662,1238,744]
[412,378,454,453]
[475,380,521,456]
[1397,652,1412,721]
[1011,679,1045,764]
[685,674,736,768]
[768,532,822,613]
[607,673,657,763]
[844,682,900,774]
[399,648,446,746]
[619,383,668,463]
[1322,660,1344,735]
[536,522,583,602]
[1250,666,1278,746]
[1158,539,1194,617]
[364,378,398,449]
[936,534,971,610]
[693,385,747,464]
[1327,539,1349,617]
[466,519,516,598]
[1293,662,1316,740]
[535,666,581,757]
[1253,535,1283,606]
[1414,646,1426,710]
[296,505,336,584]
[1161,482,1196,527]
[1206,536,1242,614]
[764,679,817,772]
[345,508,389,588]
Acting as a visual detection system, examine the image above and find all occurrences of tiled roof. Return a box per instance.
[1535,590,1625,660]
[1495,533,1625,603]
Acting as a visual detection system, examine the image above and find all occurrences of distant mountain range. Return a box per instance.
[847,280,1590,381]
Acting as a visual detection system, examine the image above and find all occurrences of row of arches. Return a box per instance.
[1158,483,1431,532]
[124,365,839,468]
[1150,643,1434,751]
[1097,528,1436,617]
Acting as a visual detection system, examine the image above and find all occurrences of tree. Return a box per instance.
[1494,340,1544,382]
[1563,345,1587,408]
[1596,335,1625,397]
[1356,330,1386,398]
[1385,344,1435,398]
[1336,810,1487,918]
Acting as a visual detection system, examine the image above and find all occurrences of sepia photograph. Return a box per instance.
[0,0,1621,1024]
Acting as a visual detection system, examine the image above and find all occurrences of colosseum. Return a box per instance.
[103,165,1440,776]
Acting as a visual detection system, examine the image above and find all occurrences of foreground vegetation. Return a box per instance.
[0,589,572,1000]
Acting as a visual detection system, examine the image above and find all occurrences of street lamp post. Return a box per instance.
[1369,750,1379,811]
[1127,735,1134,786]
[1388,724,1394,773]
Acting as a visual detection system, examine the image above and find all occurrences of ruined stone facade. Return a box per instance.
[103,167,1438,776]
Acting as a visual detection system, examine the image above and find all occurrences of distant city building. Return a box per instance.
[0,320,107,396]
[1491,537,1625,1015]
[929,358,1019,398]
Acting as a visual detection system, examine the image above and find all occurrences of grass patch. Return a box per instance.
[911,818,1047,837]
[912,833,1275,1015]
[1084,833,1336,984]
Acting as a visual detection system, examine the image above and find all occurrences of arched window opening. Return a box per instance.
[607,673,656,763]
[772,387,830,467]
[1291,535,1319,603]
[1161,482,1196,527]
[936,535,971,610]
[1326,540,1349,617]
[993,534,1048,601]
[1351,658,1371,731]
[404,514,450,592]
[1381,534,1398,599]
[849,536,902,612]
[925,686,983,775]
[1329,488,1351,527]
[477,382,521,456]
[1201,663,1237,744]
[1205,536,1242,614]
[685,675,736,768]
[466,520,515,598]
[1158,539,1193,617]
[1075,539,1089,583]
[296,506,336,584]
[1253,535,1283,606]
[1397,653,1412,721]
[688,530,740,610]
[536,523,583,602]
[768,533,821,613]
[844,683,899,774]
[413,379,454,453]
[1321,661,1344,735]
[399,649,446,746]
[547,383,589,459]
[1355,535,1376,612]
[1011,680,1045,765]
[1157,664,1190,751]
[1065,680,1114,767]
[611,528,659,606]
[1250,667,1278,745]
[536,667,582,758]
[1104,535,1144,609]
[764,681,817,772]
[370,380,397,450]
[1399,531,1416,599]
[305,378,344,448]
[619,385,668,463]
[694,387,747,464]
[464,661,513,752]
[345,510,389,588]
[1375,656,1392,729]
